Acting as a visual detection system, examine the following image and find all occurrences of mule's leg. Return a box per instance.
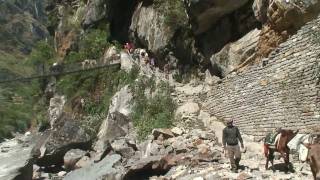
[284,150,294,173]
[280,151,290,173]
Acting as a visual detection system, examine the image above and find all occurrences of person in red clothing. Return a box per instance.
[124,43,130,54]
[129,42,135,54]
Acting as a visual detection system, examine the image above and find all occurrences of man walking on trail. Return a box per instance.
[222,119,244,172]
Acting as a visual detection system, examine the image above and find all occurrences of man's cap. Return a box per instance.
[225,119,233,124]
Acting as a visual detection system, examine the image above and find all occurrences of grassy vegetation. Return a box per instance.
[25,39,56,69]
[130,76,176,140]
[78,29,110,59]
[65,28,110,63]
[153,0,188,30]
[0,80,43,139]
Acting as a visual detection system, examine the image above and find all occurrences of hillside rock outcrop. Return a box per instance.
[255,0,320,58]
[130,2,174,56]
[82,0,108,28]
[185,0,250,35]
[210,28,260,77]
[94,85,134,157]
[195,1,259,59]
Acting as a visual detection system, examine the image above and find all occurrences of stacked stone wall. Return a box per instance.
[203,16,320,139]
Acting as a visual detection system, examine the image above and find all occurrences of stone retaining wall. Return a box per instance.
[204,16,320,139]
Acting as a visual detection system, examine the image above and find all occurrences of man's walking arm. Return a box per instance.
[222,129,227,148]
[237,127,244,147]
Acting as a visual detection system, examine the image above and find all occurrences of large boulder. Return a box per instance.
[194,1,259,59]
[123,155,173,180]
[175,102,200,119]
[64,149,87,171]
[36,114,91,167]
[120,52,135,72]
[129,2,200,66]
[0,134,36,180]
[64,154,123,180]
[94,86,134,156]
[111,138,137,159]
[129,2,175,58]
[185,0,250,35]
[210,28,260,77]
[82,0,108,28]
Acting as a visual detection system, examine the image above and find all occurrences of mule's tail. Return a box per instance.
[263,144,269,157]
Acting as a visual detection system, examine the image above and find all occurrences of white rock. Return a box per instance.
[96,85,133,148]
[58,171,67,177]
[210,29,260,77]
[175,102,200,119]
[193,177,204,180]
[120,52,135,73]
[171,127,184,136]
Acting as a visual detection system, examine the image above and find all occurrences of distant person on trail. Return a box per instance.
[129,42,135,54]
[150,57,155,70]
[133,48,140,60]
[222,119,244,172]
[144,52,150,65]
[164,63,170,79]
[124,42,133,54]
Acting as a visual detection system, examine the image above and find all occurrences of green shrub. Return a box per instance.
[81,114,104,138]
[153,0,188,30]
[79,29,110,59]
[0,79,42,139]
[131,76,176,140]
[64,51,85,63]
[26,40,55,66]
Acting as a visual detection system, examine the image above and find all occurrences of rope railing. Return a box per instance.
[0,60,121,83]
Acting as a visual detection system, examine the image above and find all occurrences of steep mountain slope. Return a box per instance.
[0,0,48,138]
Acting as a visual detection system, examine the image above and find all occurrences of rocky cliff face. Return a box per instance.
[255,0,320,59]
[185,0,250,35]
[1,0,320,179]
[47,0,320,72]
[129,2,175,59]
